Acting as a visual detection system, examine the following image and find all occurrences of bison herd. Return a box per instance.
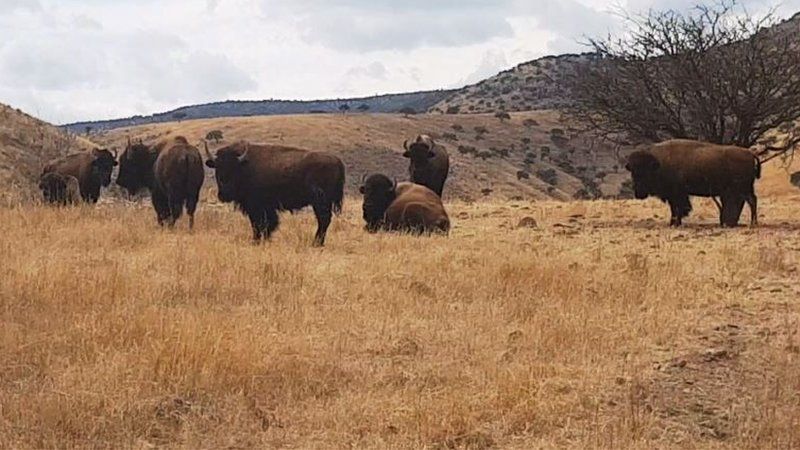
[39,133,771,245]
[39,134,450,245]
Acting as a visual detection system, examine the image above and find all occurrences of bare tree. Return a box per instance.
[568,1,800,157]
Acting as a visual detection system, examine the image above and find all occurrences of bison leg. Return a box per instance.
[720,194,745,228]
[668,195,691,227]
[745,192,758,226]
[151,190,171,226]
[311,201,332,247]
[167,195,185,228]
[247,208,279,242]
[186,194,199,230]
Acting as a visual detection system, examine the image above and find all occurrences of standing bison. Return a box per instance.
[360,174,450,234]
[116,136,204,228]
[39,172,81,206]
[403,135,449,197]
[42,148,118,203]
[625,139,761,227]
[204,141,345,246]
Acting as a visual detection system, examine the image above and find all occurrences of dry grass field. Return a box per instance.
[2,163,799,448]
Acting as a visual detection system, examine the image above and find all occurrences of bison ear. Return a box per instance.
[427,150,436,158]
[402,150,411,158]
[113,160,119,166]
[205,159,216,169]
[624,163,631,172]
[359,185,365,194]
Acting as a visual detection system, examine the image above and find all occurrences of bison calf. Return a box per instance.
[360,174,450,235]
[39,172,81,206]
[403,135,450,197]
[626,139,760,227]
[116,136,204,228]
[205,141,345,246]
[42,148,118,203]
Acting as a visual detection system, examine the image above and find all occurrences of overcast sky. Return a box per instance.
[0,0,797,124]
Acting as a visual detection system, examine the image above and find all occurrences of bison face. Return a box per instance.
[360,174,396,233]
[625,151,661,200]
[403,136,436,165]
[116,144,154,194]
[206,149,247,203]
[90,148,118,187]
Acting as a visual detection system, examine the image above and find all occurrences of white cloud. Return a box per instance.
[0,0,796,124]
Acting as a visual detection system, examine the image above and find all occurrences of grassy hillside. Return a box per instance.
[430,54,594,115]
[1,193,799,448]
[94,112,634,201]
[0,103,95,203]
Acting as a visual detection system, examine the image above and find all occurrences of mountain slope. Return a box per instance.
[0,103,94,203]
[63,90,455,134]
[430,54,595,115]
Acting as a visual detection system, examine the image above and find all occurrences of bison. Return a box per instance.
[204,141,345,246]
[360,174,450,234]
[116,136,204,228]
[403,135,450,197]
[39,172,81,206]
[625,139,761,227]
[42,148,118,203]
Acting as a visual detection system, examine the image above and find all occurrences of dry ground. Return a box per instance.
[1,180,799,448]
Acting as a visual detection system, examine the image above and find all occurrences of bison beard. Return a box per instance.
[626,139,760,227]
[205,142,345,246]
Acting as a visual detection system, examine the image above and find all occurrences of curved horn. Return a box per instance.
[237,142,249,163]
[391,177,397,191]
[111,147,118,159]
[361,174,368,184]
[403,140,410,150]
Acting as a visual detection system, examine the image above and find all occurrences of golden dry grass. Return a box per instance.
[1,185,799,448]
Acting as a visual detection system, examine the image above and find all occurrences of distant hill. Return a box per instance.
[430,54,595,115]
[0,103,95,203]
[63,90,455,133]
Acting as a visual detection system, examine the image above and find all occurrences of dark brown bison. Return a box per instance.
[116,136,204,228]
[39,172,81,206]
[204,141,345,246]
[42,148,118,203]
[403,135,449,197]
[360,174,450,234]
[625,139,761,227]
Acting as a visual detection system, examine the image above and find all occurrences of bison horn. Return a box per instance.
[391,177,397,191]
[403,139,410,151]
[238,142,249,163]
[111,147,118,159]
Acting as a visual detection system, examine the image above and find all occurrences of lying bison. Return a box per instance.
[360,174,450,234]
[116,136,204,228]
[39,172,81,206]
[205,141,345,246]
[403,135,449,197]
[42,148,118,203]
[626,139,760,227]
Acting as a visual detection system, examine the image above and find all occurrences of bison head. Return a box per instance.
[90,148,118,187]
[403,135,436,164]
[360,174,397,233]
[205,142,248,203]
[116,140,155,194]
[625,151,661,200]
